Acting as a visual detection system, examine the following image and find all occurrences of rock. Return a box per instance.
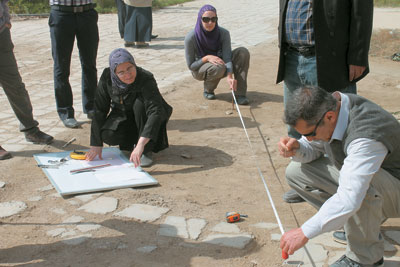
[63,215,84,224]
[181,153,192,159]
[137,245,157,253]
[47,228,66,237]
[211,222,240,233]
[78,196,118,214]
[76,224,101,233]
[114,204,169,222]
[202,233,253,249]
[0,201,27,218]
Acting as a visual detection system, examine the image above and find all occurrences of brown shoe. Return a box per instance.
[0,146,12,160]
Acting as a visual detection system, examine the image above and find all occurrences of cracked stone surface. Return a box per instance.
[137,246,157,253]
[76,224,101,233]
[78,196,118,214]
[211,222,241,233]
[187,218,207,240]
[114,204,169,222]
[202,233,253,249]
[63,215,84,224]
[159,216,188,238]
[0,201,27,218]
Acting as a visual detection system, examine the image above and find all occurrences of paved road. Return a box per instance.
[0,0,278,151]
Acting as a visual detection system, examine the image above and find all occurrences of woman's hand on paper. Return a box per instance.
[86,146,103,161]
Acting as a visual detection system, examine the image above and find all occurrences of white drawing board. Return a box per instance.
[34,147,158,196]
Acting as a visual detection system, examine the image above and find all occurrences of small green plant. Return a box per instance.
[374,0,400,7]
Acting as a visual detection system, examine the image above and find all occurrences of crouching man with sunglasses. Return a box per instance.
[277,86,400,267]
[184,4,250,105]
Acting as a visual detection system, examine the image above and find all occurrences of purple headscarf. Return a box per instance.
[109,48,136,95]
[194,4,221,58]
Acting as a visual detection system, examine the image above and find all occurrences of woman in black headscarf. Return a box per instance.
[86,48,172,167]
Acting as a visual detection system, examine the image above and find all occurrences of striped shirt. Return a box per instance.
[285,0,314,46]
[49,0,93,6]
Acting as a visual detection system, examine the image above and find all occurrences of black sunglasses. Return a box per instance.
[202,16,218,23]
[302,111,329,137]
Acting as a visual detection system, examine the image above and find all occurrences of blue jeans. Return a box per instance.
[283,50,356,139]
[49,8,99,120]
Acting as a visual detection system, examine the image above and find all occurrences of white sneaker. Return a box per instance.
[140,152,153,167]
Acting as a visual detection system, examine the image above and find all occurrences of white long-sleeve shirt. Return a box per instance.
[292,93,388,239]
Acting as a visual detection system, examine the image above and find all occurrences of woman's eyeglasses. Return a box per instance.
[202,16,218,23]
[116,66,135,78]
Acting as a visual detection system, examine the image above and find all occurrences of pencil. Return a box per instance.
[70,163,111,173]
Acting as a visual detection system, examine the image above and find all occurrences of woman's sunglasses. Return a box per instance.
[202,17,218,23]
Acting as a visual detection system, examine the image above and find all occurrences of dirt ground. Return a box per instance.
[0,37,400,266]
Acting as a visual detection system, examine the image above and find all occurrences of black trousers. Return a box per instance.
[101,98,154,152]
[48,8,99,120]
[0,28,39,133]
[115,0,126,38]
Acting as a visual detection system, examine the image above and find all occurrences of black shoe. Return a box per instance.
[333,231,347,245]
[62,118,79,128]
[283,189,305,203]
[151,34,158,39]
[124,42,135,47]
[235,95,249,105]
[0,146,12,160]
[330,255,383,267]
[25,129,54,144]
[87,110,95,120]
[203,91,216,100]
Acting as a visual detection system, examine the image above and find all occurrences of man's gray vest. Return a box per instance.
[325,94,400,180]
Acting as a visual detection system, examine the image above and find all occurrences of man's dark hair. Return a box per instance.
[284,86,338,127]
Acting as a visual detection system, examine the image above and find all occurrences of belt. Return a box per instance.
[286,44,315,57]
[51,3,96,13]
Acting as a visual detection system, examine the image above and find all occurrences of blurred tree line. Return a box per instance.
[8,0,192,14]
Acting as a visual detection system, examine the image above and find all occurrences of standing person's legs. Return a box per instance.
[116,0,126,38]
[76,9,99,115]
[124,5,137,45]
[0,28,39,132]
[232,47,250,97]
[0,28,53,145]
[191,63,226,99]
[283,51,318,139]
[49,10,76,121]
[135,7,151,44]
[341,83,357,94]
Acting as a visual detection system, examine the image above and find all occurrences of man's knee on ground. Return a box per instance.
[285,161,302,187]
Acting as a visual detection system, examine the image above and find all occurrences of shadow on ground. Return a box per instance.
[0,219,260,267]
[151,144,233,175]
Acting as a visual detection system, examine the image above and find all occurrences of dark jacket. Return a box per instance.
[276,0,373,91]
[90,67,173,152]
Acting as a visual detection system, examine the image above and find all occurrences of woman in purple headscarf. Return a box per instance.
[184,4,250,105]
[86,48,173,167]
